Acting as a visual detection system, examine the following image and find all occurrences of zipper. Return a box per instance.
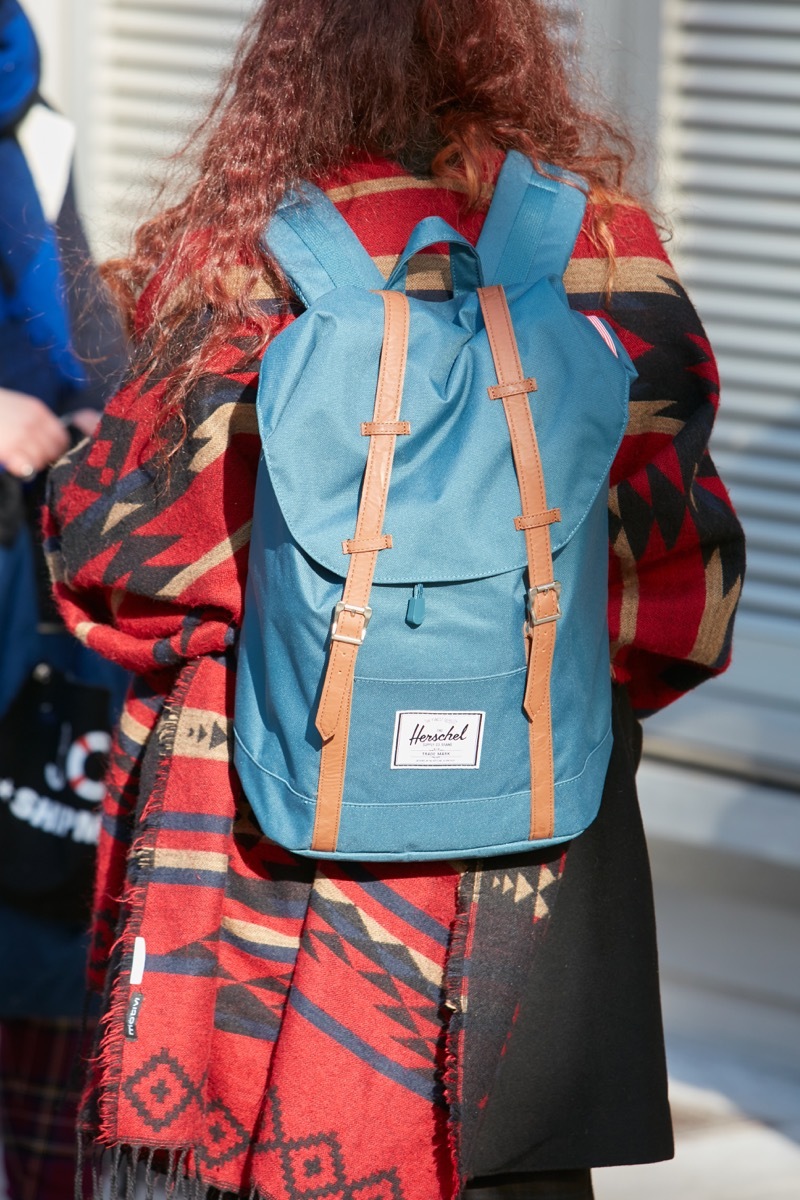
[405,583,425,627]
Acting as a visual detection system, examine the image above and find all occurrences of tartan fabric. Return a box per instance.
[0,1017,90,1200]
[44,156,744,1199]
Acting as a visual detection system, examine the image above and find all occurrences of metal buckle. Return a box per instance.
[526,581,562,630]
[330,601,373,646]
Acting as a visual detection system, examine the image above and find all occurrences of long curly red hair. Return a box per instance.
[105,0,633,430]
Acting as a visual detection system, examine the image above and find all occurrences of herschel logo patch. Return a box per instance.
[391,711,485,770]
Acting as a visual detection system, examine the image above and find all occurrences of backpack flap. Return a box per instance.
[258,280,630,587]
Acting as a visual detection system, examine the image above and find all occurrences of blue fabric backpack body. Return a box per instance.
[234,152,636,860]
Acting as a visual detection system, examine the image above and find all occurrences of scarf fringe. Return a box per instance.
[86,663,198,1148]
[83,1142,283,1200]
[442,866,483,1194]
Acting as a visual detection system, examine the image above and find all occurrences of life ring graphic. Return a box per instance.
[66,731,111,802]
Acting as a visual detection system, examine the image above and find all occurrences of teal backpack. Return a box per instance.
[233,151,636,860]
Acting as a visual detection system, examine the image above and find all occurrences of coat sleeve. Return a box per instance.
[44,325,280,677]
[567,204,746,716]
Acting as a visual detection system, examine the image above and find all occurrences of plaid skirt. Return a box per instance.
[0,1017,91,1200]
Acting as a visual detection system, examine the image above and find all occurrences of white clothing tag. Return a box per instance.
[391,711,485,770]
[130,936,147,986]
[16,104,76,224]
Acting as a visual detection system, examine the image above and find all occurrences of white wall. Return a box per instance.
[21,0,99,214]
[21,0,68,109]
[22,0,95,119]
[578,0,665,193]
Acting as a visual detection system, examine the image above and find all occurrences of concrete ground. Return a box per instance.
[618,752,800,1199]
[595,1042,800,1199]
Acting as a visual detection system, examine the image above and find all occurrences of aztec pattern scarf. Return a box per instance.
[46,157,745,1199]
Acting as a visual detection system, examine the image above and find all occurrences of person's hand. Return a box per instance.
[65,407,101,438]
[0,388,70,478]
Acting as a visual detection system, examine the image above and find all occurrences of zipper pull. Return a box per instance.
[406,584,425,628]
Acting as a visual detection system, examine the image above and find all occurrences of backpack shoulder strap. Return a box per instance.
[263,182,385,306]
[477,151,588,286]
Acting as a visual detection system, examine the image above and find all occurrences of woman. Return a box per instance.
[46,2,745,1197]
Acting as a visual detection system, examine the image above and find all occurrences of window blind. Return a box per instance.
[661,0,800,637]
[648,0,800,784]
[86,0,255,251]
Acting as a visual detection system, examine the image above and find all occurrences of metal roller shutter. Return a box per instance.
[84,0,256,251]
[648,0,800,784]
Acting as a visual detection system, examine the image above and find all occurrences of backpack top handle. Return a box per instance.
[384,217,484,296]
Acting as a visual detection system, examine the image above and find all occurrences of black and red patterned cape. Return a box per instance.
[46,157,745,1199]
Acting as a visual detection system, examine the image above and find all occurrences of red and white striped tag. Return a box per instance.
[584,314,619,357]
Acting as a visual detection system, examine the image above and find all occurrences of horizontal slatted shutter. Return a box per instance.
[84,0,256,252]
[662,0,800,636]
[650,0,800,783]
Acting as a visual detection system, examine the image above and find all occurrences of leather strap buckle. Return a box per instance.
[526,581,562,630]
[330,601,373,646]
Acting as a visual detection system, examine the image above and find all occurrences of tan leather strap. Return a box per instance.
[361,421,411,437]
[478,285,560,841]
[488,378,538,401]
[342,534,394,555]
[312,290,410,852]
[514,509,561,532]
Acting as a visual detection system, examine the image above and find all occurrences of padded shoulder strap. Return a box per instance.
[263,182,385,306]
[477,151,588,287]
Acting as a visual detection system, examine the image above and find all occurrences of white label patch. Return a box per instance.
[391,711,485,770]
[130,937,147,986]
